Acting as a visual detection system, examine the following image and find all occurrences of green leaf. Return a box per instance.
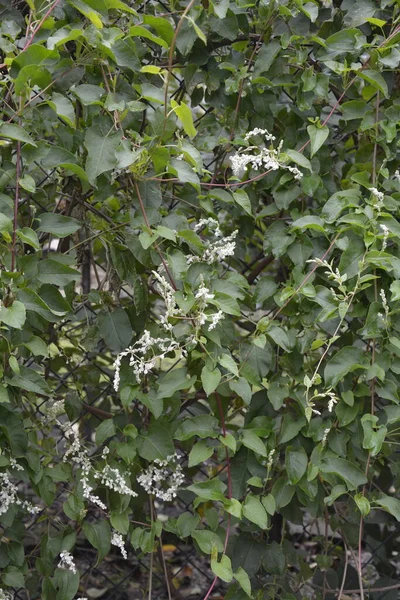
[261,494,276,516]
[21,335,48,357]
[234,566,252,597]
[171,100,197,138]
[361,414,387,456]
[175,415,219,441]
[188,440,214,467]
[285,446,308,485]
[220,354,239,377]
[129,25,168,48]
[307,125,329,157]
[232,189,252,215]
[201,366,221,396]
[243,496,269,529]
[264,542,286,576]
[320,457,367,490]
[241,430,267,457]
[284,149,312,172]
[48,93,76,128]
[358,69,388,98]
[0,301,26,329]
[98,309,133,352]
[177,512,200,537]
[54,568,80,600]
[38,213,81,238]
[291,216,326,232]
[69,0,103,29]
[37,260,81,286]
[324,347,369,387]
[375,494,400,521]
[95,419,116,445]
[211,554,233,583]
[6,365,51,396]
[187,479,227,501]
[17,227,40,249]
[84,124,122,185]
[354,493,370,516]
[192,529,224,553]
[83,521,111,565]
[0,123,36,146]
[229,377,252,405]
[137,422,175,461]
[19,174,36,193]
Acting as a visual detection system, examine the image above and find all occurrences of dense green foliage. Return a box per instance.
[1,0,400,598]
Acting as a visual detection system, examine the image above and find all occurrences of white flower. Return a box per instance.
[0,472,40,516]
[267,449,275,469]
[58,550,77,574]
[380,224,389,250]
[195,281,214,301]
[152,270,182,331]
[61,422,107,510]
[9,457,23,471]
[137,454,184,502]
[94,465,137,498]
[113,330,186,389]
[369,187,384,210]
[394,170,400,182]
[380,288,389,315]
[208,310,224,330]
[244,128,276,141]
[321,427,330,446]
[111,531,128,559]
[230,134,302,180]
[194,217,222,237]
[0,589,13,600]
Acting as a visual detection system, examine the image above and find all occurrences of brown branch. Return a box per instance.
[247,255,274,284]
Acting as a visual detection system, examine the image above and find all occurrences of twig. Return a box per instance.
[11,140,21,272]
[132,178,177,290]
[164,0,197,119]
[337,541,349,600]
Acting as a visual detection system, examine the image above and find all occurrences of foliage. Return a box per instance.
[1,0,400,598]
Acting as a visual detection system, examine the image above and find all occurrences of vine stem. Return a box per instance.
[11,140,21,272]
[23,0,62,51]
[133,178,177,290]
[202,392,232,600]
[164,0,197,120]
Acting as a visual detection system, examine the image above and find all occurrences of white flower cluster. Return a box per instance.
[44,399,65,423]
[137,454,184,502]
[308,388,338,416]
[0,472,40,516]
[230,130,303,180]
[380,288,389,317]
[369,187,384,211]
[111,531,128,559]
[152,270,183,332]
[0,589,13,600]
[188,230,238,265]
[113,330,186,390]
[321,427,331,446]
[380,223,389,250]
[94,464,137,498]
[58,550,77,574]
[244,128,276,142]
[194,217,222,237]
[193,278,225,331]
[307,258,347,288]
[266,449,275,470]
[62,422,106,511]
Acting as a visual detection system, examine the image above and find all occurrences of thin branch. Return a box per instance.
[11,140,21,272]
